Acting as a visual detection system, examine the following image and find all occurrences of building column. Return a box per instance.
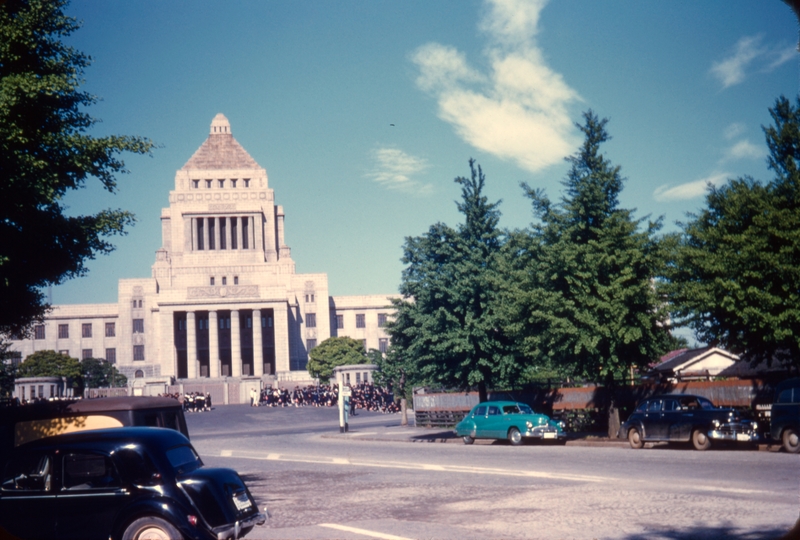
[235,216,244,251]
[187,311,197,379]
[231,310,242,377]
[225,216,233,251]
[252,309,263,377]
[213,217,221,251]
[202,217,210,251]
[248,216,255,250]
[209,310,220,378]
[273,304,290,373]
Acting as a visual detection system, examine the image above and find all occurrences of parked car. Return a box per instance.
[454,401,565,445]
[619,394,758,451]
[770,378,800,453]
[0,427,266,540]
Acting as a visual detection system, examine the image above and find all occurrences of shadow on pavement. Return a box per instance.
[620,519,800,540]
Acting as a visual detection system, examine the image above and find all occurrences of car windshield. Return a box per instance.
[166,445,202,474]
[678,396,715,410]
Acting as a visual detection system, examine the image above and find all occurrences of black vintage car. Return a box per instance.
[619,394,759,451]
[770,378,800,453]
[0,427,266,540]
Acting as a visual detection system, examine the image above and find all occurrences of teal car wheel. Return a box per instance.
[462,435,474,445]
[508,427,523,446]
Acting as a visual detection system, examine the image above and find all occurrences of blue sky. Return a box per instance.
[55,0,797,311]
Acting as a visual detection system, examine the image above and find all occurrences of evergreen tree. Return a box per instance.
[665,95,800,371]
[388,160,519,403]
[307,337,367,382]
[516,111,671,435]
[0,0,154,336]
[81,357,127,388]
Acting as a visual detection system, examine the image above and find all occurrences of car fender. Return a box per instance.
[624,421,647,440]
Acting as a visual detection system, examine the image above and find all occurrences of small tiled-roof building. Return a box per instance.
[648,347,740,382]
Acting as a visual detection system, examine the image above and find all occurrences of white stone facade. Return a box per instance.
[9,114,395,384]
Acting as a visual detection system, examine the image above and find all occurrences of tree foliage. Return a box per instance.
[0,0,154,336]
[81,357,127,388]
[513,111,672,386]
[16,349,82,388]
[0,340,18,398]
[665,95,800,370]
[307,337,367,382]
[388,160,520,402]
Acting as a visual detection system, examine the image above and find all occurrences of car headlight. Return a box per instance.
[526,421,533,430]
[558,421,566,429]
[712,419,720,428]
[751,421,758,431]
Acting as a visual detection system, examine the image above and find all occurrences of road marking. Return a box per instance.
[219,450,606,482]
[319,523,413,540]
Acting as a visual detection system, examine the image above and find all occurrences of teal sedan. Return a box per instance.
[455,401,566,445]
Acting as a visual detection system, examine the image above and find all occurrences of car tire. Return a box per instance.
[628,428,644,449]
[508,427,523,446]
[462,435,475,445]
[122,516,182,540]
[782,428,800,454]
[692,429,711,451]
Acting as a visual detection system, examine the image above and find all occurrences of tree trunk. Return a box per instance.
[478,381,488,404]
[400,398,408,426]
[606,378,620,438]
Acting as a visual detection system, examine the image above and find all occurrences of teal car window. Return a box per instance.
[488,406,501,416]
[474,406,487,416]
[518,404,533,414]
[502,405,521,414]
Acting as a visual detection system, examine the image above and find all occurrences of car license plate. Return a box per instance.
[233,491,252,511]
[736,434,750,442]
[543,432,556,439]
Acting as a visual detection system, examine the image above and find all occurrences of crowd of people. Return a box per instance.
[159,391,212,412]
[256,382,401,413]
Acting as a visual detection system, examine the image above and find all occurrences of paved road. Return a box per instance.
[186,405,799,540]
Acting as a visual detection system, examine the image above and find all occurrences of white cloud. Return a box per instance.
[366,147,433,196]
[411,0,580,173]
[723,123,746,140]
[722,139,764,162]
[711,35,796,89]
[653,173,729,202]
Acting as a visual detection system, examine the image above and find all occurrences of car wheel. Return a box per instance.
[782,428,800,454]
[122,517,182,540]
[692,429,711,451]
[462,435,475,445]
[508,427,523,446]
[628,428,644,449]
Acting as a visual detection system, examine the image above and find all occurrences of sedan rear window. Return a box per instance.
[166,445,202,474]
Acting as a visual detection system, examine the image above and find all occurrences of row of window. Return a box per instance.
[57,347,141,363]
[37,320,143,340]
[209,276,238,286]
[332,313,388,330]
[176,315,273,331]
[306,338,388,353]
[191,178,251,189]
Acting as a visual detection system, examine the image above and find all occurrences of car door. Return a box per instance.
[484,405,504,438]
[56,450,130,540]
[660,398,684,440]
[642,399,665,439]
[0,451,57,540]
[468,405,488,438]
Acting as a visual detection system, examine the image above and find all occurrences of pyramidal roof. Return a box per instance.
[181,114,261,171]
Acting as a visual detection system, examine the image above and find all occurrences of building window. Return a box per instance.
[205,179,212,188]
[82,349,92,359]
[356,314,365,328]
[244,179,250,188]
[262,316,272,328]
[192,179,199,189]
[105,348,116,364]
[134,370,144,378]
[379,338,388,353]
[346,373,350,384]
[133,345,145,361]
[306,313,316,328]
[34,325,45,340]
[305,294,315,303]
[133,319,144,334]
[336,314,344,329]
[58,324,69,339]
[356,372,361,383]
[242,219,249,249]
[307,339,317,351]
[378,313,387,327]
[105,322,115,337]
[219,316,230,330]
[138,299,143,308]
[234,276,239,285]
[231,179,237,188]
[218,179,224,188]
[132,300,136,308]
[82,323,92,338]
[222,276,227,285]
[210,277,215,286]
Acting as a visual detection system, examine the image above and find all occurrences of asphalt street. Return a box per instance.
[186,404,800,540]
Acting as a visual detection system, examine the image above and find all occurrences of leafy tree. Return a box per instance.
[370,344,414,425]
[388,160,520,403]
[0,340,18,397]
[0,0,155,336]
[307,337,367,382]
[17,349,82,390]
[664,95,800,371]
[81,357,127,388]
[515,111,672,435]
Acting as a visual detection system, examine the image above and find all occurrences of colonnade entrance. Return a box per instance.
[174,308,276,379]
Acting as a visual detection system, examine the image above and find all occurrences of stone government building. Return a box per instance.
[9,114,395,398]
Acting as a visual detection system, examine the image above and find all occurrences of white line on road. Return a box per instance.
[319,523,414,540]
